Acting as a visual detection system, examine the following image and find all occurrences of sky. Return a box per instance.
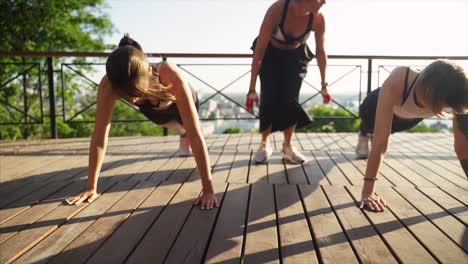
[105,0,468,56]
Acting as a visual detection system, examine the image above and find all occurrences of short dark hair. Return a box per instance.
[420,59,468,115]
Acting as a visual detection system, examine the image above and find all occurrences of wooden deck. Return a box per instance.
[0,133,466,264]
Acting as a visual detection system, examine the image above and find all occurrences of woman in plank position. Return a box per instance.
[246,0,331,164]
[356,59,468,211]
[66,35,218,209]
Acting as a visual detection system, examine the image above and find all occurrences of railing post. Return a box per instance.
[47,57,58,139]
[162,56,169,136]
[367,58,372,95]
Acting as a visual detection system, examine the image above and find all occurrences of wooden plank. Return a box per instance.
[248,161,268,184]
[326,133,348,150]
[322,186,398,263]
[0,155,88,198]
[164,182,227,264]
[341,151,398,187]
[417,187,468,225]
[267,156,288,184]
[211,134,230,150]
[124,152,173,183]
[0,179,116,264]
[211,150,236,184]
[346,186,437,263]
[394,187,468,252]
[302,151,329,186]
[205,183,250,264]
[244,183,279,264]
[237,134,252,150]
[437,185,468,206]
[377,187,468,263]
[295,133,313,150]
[320,133,342,151]
[85,158,196,264]
[393,152,468,189]
[0,151,146,264]
[48,180,158,264]
[299,185,358,264]
[383,154,436,188]
[224,134,242,150]
[124,169,203,264]
[227,150,251,183]
[306,133,324,150]
[391,151,465,189]
[0,181,84,244]
[0,175,88,224]
[275,184,318,263]
[11,180,137,264]
[2,155,59,182]
[314,151,351,186]
[327,151,365,186]
[284,162,308,184]
[272,133,281,151]
[250,134,262,151]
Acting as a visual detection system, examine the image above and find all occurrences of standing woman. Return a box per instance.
[247,0,330,164]
[66,35,218,209]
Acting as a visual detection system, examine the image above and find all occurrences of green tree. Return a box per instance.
[299,105,360,132]
[223,127,244,134]
[0,0,113,52]
[0,1,166,140]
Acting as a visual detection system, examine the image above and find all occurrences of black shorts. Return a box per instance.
[359,87,423,135]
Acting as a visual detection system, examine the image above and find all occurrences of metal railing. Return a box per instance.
[1,51,467,138]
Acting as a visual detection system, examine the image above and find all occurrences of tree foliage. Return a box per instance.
[0,0,166,140]
[298,105,360,132]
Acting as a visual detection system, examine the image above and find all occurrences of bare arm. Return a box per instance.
[360,67,406,211]
[248,4,279,93]
[453,114,468,177]
[314,13,327,89]
[67,76,116,204]
[160,62,217,209]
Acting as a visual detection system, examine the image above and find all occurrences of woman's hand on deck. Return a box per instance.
[66,189,100,205]
[195,190,219,210]
[359,192,387,212]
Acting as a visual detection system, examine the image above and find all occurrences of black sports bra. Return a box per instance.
[271,0,313,45]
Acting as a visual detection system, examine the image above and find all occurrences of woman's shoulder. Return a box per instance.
[380,66,414,98]
[264,1,283,20]
[98,75,119,100]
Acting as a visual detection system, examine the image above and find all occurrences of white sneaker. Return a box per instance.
[254,141,273,164]
[355,134,369,159]
[282,144,307,164]
[178,136,192,157]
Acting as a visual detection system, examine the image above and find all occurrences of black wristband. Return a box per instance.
[363,177,378,181]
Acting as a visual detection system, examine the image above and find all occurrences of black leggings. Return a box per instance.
[359,87,423,135]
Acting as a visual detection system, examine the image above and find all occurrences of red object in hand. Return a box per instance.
[246,92,259,113]
[322,91,332,104]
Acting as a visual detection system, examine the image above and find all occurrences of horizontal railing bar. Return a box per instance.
[1,51,468,60]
